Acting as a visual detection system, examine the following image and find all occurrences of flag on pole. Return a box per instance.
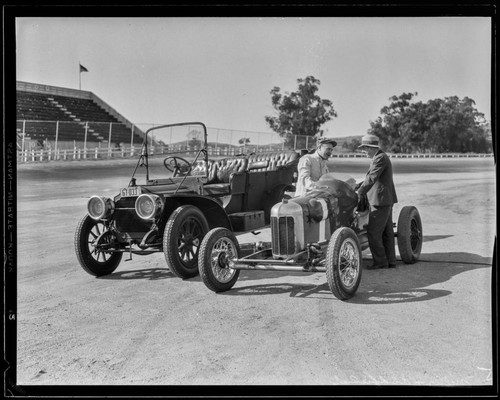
[79,64,88,73]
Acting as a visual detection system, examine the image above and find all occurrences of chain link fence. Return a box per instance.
[134,123,288,155]
[15,120,493,163]
[16,120,298,162]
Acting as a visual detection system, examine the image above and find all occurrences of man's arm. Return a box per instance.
[357,153,387,196]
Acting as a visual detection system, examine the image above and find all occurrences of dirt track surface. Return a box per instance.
[11,157,496,392]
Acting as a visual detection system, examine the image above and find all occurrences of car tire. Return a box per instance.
[397,206,423,264]
[163,205,209,279]
[74,215,122,276]
[325,227,362,300]
[199,227,241,293]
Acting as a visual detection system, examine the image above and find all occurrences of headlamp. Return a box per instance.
[87,196,115,220]
[135,194,164,220]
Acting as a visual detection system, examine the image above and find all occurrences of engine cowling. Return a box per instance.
[270,175,358,259]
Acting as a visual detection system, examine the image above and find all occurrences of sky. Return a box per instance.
[15,16,491,138]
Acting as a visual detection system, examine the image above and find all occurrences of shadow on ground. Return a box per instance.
[95,247,493,306]
[99,267,174,280]
[221,251,493,304]
[423,234,453,242]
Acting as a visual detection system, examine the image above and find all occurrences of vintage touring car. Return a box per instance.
[75,122,301,278]
[198,173,423,300]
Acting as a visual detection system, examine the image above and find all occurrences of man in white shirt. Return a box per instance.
[295,137,337,197]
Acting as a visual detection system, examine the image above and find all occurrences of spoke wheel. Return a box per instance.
[397,206,423,264]
[199,228,240,292]
[325,227,362,300]
[74,215,122,276]
[163,205,209,278]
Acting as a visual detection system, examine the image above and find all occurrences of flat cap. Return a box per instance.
[317,137,337,147]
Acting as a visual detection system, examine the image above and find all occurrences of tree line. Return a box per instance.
[367,92,491,153]
[265,77,492,154]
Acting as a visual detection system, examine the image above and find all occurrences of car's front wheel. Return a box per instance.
[325,227,362,300]
[74,215,122,276]
[163,205,209,278]
[199,228,240,292]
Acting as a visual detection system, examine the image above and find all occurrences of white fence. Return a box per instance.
[330,153,494,159]
[18,146,140,163]
[16,144,493,163]
[16,143,281,163]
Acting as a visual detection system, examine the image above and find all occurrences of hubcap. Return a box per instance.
[338,238,360,289]
[410,219,422,252]
[210,237,237,283]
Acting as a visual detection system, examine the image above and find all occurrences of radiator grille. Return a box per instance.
[114,209,151,233]
[114,198,151,234]
[271,216,295,256]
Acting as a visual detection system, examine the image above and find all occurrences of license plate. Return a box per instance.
[120,186,142,197]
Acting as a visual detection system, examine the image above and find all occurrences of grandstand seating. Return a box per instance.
[16,90,143,145]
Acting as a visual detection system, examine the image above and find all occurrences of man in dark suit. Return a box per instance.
[356,134,398,269]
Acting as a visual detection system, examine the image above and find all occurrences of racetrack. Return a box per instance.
[13,156,496,392]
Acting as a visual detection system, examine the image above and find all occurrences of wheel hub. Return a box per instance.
[411,219,422,249]
[217,251,229,268]
[210,237,237,282]
[340,241,359,288]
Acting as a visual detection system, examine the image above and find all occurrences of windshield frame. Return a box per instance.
[129,122,208,186]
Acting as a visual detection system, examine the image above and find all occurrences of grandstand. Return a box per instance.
[16,81,145,151]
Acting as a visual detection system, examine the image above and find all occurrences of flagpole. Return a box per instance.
[79,63,88,90]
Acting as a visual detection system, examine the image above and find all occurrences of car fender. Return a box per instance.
[161,194,232,231]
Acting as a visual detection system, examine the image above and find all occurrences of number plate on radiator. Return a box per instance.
[120,186,142,197]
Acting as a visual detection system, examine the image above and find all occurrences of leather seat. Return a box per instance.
[201,157,248,196]
[247,151,299,172]
[195,151,299,196]
[213,157,248,183]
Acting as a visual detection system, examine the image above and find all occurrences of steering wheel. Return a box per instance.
[163,156,191,176]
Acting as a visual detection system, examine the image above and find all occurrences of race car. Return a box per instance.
[198,173,423,300]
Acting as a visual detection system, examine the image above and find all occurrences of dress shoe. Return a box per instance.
[388,263,397,268]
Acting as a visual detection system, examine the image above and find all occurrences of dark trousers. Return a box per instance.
[367,205,396,267]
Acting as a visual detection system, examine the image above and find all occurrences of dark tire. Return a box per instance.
[74,215,122,276]
[325,227,362,300]
[199,228,240,293]
[397,206,423,264]
[163,205,209,278]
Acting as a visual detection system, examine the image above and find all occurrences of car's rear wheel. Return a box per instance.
[325,227,362,300]
[74,215,122,276]
[199,228,240,292]
[397,206,423,264]
[163,205,209,278]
